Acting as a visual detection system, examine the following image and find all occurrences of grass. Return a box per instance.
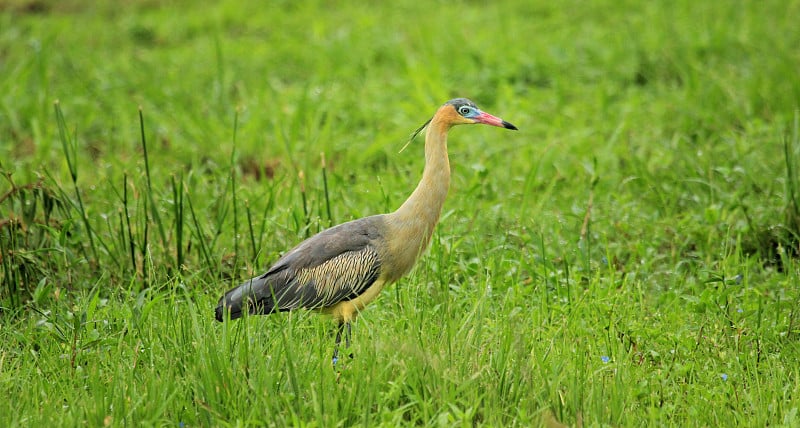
[2,0,800,425]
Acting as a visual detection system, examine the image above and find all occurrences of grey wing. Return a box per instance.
[274,245,382,310]
[216,216,386,319]
[261,216,385,310]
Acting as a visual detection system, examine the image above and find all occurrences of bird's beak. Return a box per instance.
[474,111,518,130]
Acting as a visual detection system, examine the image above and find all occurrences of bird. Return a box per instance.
[215,98,517,367]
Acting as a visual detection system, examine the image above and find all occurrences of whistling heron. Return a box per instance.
[215,98,517,367]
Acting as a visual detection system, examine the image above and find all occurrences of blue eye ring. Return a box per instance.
[458,105,474,117]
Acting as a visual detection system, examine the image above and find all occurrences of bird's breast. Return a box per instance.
[380,216,437,282]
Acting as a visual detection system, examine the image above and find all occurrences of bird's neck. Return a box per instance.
[388,119,451,253]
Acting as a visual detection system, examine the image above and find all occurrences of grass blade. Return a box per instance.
[54,101,97,262]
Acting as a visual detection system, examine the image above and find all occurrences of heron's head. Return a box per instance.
[440,98,518,130]
[406,98,518,146]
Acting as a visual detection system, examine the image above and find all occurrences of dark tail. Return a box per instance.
[214,275,276,321]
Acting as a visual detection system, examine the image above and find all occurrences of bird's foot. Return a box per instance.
[332,351,355,384]
[331,352,354,368]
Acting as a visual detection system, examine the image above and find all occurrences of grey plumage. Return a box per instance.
[215,215,386,321]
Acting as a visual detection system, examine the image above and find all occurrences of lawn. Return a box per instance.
[2,0,800,426]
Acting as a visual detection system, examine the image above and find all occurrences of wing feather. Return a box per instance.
[283,246,381,309]
[215,216,386,320]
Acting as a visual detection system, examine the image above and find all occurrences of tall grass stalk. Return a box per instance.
[245,200,257,262]
[123,173,136,274]
[186,188,214,279]
[229,110,240,261]
[54,101,97,262]
[171,174,185,271]
[139,193,150,284]
[298,170,310,238]
[321,152,332,226]
[138,107,169,267]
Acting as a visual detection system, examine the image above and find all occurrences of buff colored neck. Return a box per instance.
[392,117,451,227]
[381,114,452,280]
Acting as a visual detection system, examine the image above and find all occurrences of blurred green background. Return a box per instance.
[2,0,800,426]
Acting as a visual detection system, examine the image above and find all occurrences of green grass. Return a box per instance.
[2,0,800,426]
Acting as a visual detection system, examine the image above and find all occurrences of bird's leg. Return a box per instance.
[344,321,354,359]
[332,321,344,369]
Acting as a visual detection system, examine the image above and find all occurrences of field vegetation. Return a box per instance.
[2,0,800,426]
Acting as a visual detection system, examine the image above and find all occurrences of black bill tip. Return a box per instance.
[502,121,518,130]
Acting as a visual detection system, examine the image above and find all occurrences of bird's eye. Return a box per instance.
[458,106,472,116]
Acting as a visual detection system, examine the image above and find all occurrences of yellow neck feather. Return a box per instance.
[393,114,451,225]
[383,112,452,280]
